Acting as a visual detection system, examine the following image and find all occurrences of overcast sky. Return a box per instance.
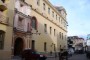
[49,0,90,37]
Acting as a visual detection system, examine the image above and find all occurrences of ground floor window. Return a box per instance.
[44,42,47,52]
[0,30,5,49]
[31,40,35,50]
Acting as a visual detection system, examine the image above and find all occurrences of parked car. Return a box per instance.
[21,48,47,60]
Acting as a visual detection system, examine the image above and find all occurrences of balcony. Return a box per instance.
[0,1,7,11]
[15,8,31,19]
[0,11,9,25]
[14,9,31,33]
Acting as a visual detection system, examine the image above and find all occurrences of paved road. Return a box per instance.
[47,54,90,60]
[46,57,59,60]
[12,54,89,60]
[68,54,89,60]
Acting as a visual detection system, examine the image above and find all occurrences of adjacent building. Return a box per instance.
[68,36,85,51]
[0,0,68,60]
[0,0,15,60]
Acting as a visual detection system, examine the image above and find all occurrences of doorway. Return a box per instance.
[14,37,24,56]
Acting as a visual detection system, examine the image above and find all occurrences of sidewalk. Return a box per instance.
[47,57,59,60]
[46,56,59,60]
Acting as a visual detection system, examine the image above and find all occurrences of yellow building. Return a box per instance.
[0,0,68,60]
[0,0,15,60]
[25,0,68,53]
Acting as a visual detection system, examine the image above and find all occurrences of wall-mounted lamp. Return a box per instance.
[51,43,54,47]
[31,30,41,35]
[27,30,41,35]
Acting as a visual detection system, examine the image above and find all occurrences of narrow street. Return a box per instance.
[68,54,89,60]
[12,54,90,60]
[47,54,90,60]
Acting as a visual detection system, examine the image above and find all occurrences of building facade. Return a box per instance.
[0,0,15,60]
[68,36,85,51]
[0,0,68,60]
[26,0,68,52]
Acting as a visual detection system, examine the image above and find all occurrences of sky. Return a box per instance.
[49,0,90,37]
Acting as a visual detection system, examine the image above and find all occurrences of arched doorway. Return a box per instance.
[14,37,24,56]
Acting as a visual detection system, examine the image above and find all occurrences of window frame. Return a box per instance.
[48,7,50,14]
[52,11,54,17]
[50,27,52,34]
[43,3,46,10]
[0,30,5,50]
[37,0,40,6]
[54,29,56,36]
[44,42,47,52]
[44,24,47,33]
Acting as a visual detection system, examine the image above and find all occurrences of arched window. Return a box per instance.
[31,16,38,30]
[0,30,5,49]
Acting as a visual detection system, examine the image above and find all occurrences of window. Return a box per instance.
[54,44,56,51]
[64,21,66,27]
[0,30,5,49]
[48,7,50,14]
[44,24,47,33]
[18,17,23,29]
[31,17,37,30]
[31,40,35,50]
[59,17,60,22]
[32,19,36,29]
[44,42,47,52]
[50,27,52,34]
[37,0,40,6]
[43,3,45,10]
[27,23,31,32]
[56,14,57,20]
[61,19,62,24]
[59,32,61,38]
[52,11,54,17]
[54,29,56,36]
[65,35,67,40]
[62,33,63,40]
